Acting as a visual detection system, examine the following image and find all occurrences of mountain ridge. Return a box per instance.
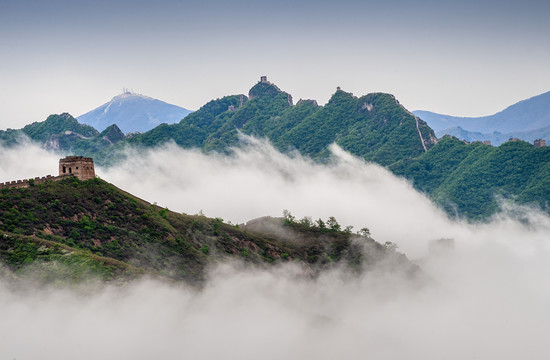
[0,78,547,219]
[413,91,550,139]
[434,125,550,146]
[119,79,436,166]
[0,113,127,155]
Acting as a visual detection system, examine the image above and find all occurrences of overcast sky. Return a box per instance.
[1,0,549,129]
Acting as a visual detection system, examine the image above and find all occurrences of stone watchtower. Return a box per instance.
[534,139,546,147]
[59,156,95,181]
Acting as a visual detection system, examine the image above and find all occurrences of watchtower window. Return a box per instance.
[63,166,66,174]
[69,167,72,174]
[76,166,79,170]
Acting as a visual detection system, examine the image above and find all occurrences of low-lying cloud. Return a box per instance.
[0,141,59,183]
[1,139,550,359]
[100,137,452,257]
[99,137,550,257]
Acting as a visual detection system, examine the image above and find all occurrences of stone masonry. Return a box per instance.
[59,156,95,180]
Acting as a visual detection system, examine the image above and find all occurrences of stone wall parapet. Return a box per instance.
[0,175,60,189]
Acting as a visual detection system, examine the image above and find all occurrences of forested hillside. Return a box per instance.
[0,177,417,285]
[119,80,436,168]
[0,113,125,155]
[390,137,550,218]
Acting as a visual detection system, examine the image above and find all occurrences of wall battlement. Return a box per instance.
[0,156,96,190]
[0,175,62,189]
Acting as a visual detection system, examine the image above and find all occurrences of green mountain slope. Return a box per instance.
[0,113,125,157]
[22,113,99,142]
[0,177,418,285]
[390,137,550,218]
[275,91,436,165]
[123,95,247,149]
[120,80,435,166]
[0,79,436,167]
[2,79,547,220]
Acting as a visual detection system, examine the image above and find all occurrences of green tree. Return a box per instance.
[358,227,371,237]
[299,216,313,227]
[283,209,295,224]
[316,218,326,230]
[327,216,341,232]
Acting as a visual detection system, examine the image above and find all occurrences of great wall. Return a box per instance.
[0,156,95,189]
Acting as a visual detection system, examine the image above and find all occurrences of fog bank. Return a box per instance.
[2,244,550,360]
[0,142,59,183]
[1,140,550,359]
[99,137,549,258]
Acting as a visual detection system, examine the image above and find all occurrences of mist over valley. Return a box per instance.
[2,0,550,356]
[1,138,550,359]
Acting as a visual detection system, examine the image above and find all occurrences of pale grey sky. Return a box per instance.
[1,0,549,129]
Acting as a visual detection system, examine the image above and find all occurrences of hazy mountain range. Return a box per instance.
[414,91,550,145]
[431,125,550,146]
[77,91,192,134]
[0,79,548,219]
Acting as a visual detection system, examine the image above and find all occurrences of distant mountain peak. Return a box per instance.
[414,91,550,132]
[99,124,125,144]
[248,76,283,98]
[248,76,293,105]
[77,92,193,134]
[111,91,153,101]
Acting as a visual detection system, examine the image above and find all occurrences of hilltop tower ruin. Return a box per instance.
[59,156,95,181]
[534,139,547,147]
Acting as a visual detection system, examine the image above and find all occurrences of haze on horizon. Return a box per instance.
[1,0,550,129]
